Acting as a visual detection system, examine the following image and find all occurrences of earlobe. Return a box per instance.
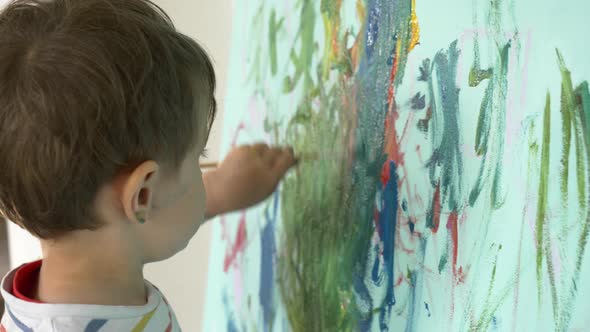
[121,160,159,224]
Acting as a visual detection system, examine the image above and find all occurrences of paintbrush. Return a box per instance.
[199,151,317,170]
[199,161,218,169]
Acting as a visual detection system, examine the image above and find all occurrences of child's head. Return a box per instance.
[0,0,216,261]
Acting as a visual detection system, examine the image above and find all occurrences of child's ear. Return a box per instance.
[121,160,159,224]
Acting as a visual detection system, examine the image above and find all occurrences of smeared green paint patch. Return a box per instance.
[276,0,391,330]
[536,92,551,304]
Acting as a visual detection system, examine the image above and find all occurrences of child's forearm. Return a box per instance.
[203,169,225,220]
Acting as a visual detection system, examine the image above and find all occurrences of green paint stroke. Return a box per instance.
[560,71,590,330]
[282,0,316,93]
[277,1,370,330]
[535,92,551,304]
[557,51,574,211]
[426,41,464,212]
[469,0,517,209]
[472,245,501,331]
[269,9,285,76]
[469,42,511,208]
[557,50,588,215]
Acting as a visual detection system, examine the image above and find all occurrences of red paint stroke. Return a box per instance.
[431,183,442,233]
[456,266,467,285]
[373,209,382,235]
[446,211,459,276]
[223,214,248,272]
[399,112,415,146]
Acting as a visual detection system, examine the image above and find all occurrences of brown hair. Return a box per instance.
[0,0,216,239]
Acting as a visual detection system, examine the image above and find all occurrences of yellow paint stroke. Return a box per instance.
[356,0,366,22]
[131,308,158,332]
[408,0,420,51]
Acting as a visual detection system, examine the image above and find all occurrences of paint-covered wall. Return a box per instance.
[204,0,590,331]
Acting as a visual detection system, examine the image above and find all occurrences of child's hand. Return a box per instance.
[203,144,296,219]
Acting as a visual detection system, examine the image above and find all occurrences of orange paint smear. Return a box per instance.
[446,211,459,276]
[431,183,442,233]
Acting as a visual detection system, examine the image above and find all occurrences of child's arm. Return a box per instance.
[203,144,296,219]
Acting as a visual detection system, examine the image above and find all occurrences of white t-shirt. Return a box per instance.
[0,261,182,331]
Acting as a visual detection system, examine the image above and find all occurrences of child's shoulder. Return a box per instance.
[0,262,181,332]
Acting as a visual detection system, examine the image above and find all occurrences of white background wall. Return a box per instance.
[144,1,232,331]
[6,1,233,331]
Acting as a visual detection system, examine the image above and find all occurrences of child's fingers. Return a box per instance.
[262,147,282,165]
[252,143,270,156]
[272,148,296,180]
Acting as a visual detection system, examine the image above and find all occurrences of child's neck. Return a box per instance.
[38,225,147,306]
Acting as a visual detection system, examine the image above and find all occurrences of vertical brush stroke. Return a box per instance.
[468,0,517,209]
[352,0,418,330]
[559,73,590,330]
[557,50,588,216]
[426,41,463,212]
[376,160,399,329]
[472,245,501,331]
[469,42,511,208]
[535,92,551,303]
[557,51,573,212]
[268,9,284,77]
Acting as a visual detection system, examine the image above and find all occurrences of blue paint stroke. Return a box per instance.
[492,316,499,331]
[259,191,279,332]
[223,290,240,332]
[405,238,427,332]
[377,160,399,330]
[355,274,374,332]
[84,319,108,332]
[364,6,381,60]
[353,0,414,330]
